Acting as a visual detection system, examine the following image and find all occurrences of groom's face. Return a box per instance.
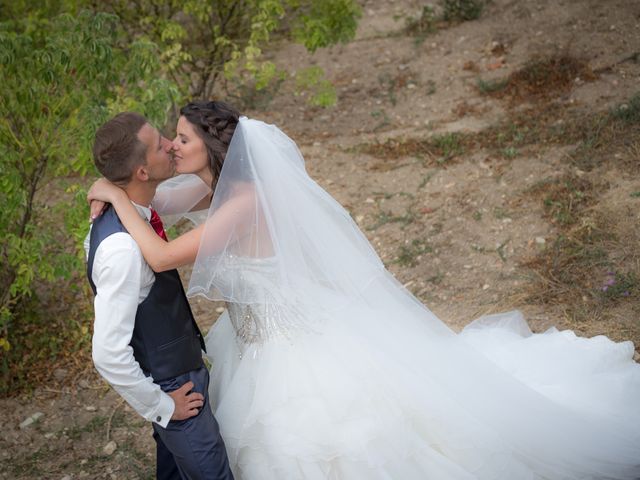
[137,123,175,182]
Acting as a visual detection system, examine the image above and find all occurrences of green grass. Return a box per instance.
[426,79,437,95]
[442,0,484,22]
[405,5,438,44]
[395,239,433,267]
[477,77,509,94]
[600,271,638,300]
[611,93,640,124]
[367,209,417,231]
[431,132,465,162]
[501,146,518,158]
[371,109,392,131]
[492,206,510,219]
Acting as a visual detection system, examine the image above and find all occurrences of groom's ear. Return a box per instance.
[134,164,150,182]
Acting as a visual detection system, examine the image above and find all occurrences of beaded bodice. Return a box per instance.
[221,255,316,346]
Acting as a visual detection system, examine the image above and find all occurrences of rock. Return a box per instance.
[19,412,44,429]
[103,440,117,456]
[84,405,97,412]
[535,237,546,245]
[53,368,68,381]
[61,476,72,480]
[215,307,225,313]
[482,284,490,290]
[44,432,55,439]
[78,379,90,389]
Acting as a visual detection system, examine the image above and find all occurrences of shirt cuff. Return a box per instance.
[150,391,175,428]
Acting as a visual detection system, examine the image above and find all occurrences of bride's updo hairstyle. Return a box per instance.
[179,100,241,187]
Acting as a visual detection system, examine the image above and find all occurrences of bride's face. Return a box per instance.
[173,116,209,175]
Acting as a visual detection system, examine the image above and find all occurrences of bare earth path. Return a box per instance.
[3,1,639,478]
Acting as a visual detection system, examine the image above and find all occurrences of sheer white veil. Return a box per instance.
[186,117,640,478]
[187,116,387,310]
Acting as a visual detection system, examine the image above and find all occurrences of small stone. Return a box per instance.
[78,379,90,389]
[215,307,225,314]
[61,476,72,480]
[482,284,490,290]
[365,198,375,204]
[44,432,55,439]
[103,440,117,456]
[85,405,97,412]
[19,412,44,429]
[53,368,68,381]
[535,237,546,245]
[355,215,364,223]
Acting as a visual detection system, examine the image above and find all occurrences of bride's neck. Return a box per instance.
[197,168,214,190]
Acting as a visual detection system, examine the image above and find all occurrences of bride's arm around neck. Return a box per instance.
[110,186,256,272]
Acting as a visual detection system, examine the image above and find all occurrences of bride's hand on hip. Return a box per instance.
[87,178,127,221]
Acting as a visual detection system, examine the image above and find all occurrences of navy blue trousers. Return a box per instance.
[152,365,234,480]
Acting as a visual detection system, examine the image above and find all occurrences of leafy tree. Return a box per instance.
[85,0,361,106]
[0,10,177,387]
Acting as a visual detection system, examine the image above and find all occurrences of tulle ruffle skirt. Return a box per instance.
[205,308,640,480]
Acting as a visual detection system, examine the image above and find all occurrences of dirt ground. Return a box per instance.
[3,0,640,478]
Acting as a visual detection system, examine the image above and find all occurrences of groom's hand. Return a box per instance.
[169,381,204,420]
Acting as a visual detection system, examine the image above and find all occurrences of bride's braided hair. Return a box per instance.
[179,100,241,188]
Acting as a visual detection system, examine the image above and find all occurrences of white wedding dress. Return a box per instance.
[203,256,639,480]
[180,117,640,479]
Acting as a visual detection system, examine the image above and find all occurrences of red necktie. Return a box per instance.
[149,208,168,241]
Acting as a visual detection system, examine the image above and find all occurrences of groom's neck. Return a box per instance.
[124,181,157,208]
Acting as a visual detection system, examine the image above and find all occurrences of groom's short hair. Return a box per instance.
[93,112,149,185]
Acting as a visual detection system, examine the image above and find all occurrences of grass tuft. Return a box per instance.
[479,54,596,103]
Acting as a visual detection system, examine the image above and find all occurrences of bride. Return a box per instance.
[88,101,640,479]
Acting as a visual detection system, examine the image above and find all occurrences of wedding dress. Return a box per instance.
[180,117,639,479]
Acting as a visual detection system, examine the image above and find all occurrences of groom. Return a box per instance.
[86,112,233,479]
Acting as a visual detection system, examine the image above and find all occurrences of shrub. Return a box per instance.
[0,10,177,392]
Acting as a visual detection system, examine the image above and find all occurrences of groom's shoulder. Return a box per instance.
[89,208,147,264]
[95,231,142,260]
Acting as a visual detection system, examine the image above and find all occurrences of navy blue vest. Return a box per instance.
[87,206,205,381]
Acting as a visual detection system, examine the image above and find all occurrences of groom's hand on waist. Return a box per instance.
[169,381,204,421]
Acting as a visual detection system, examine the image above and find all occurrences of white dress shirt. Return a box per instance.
[85,203,174,427]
